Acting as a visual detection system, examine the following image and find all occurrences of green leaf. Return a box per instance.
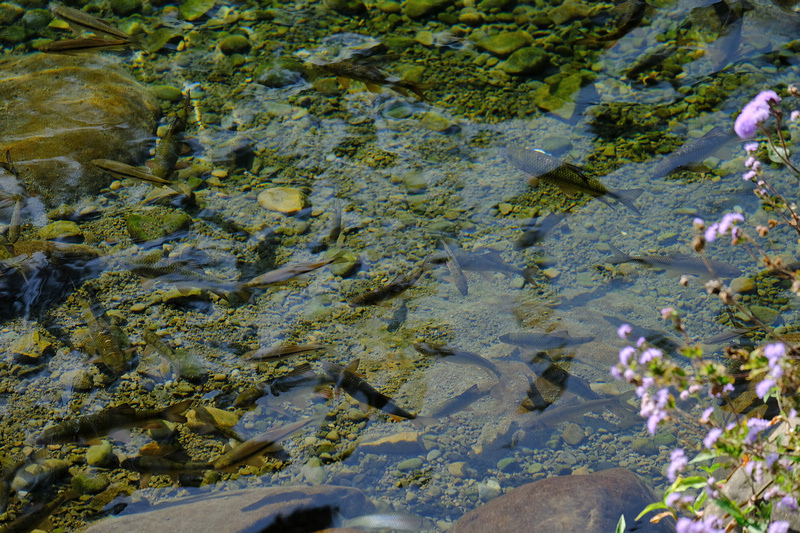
[636,502,668,521]
[690,451,717,464]
[615,514,627,533]
[672,476,708,491]
[713,496,745,523]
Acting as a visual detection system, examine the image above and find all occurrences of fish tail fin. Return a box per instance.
[522,266,538,286]
[605,243,631,265]
[610,188,644,216]
[410,416,438,429]
[161,399,193,423]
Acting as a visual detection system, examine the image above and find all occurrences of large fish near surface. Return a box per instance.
[36,400,192,444]
[349,263,427,307]
[233,362,330,408]
[514,212,568,250]
[501,147,643,216]
[606,243,742,278]
[499,331,595,350]
[652,126,738,178]
[322,360,416,419]
[79,296,130,376]
[120,456,211,488]
[312,59,430,102]
[413,342,501,379]
[428,247,536,285]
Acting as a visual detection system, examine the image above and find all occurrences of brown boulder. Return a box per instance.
[451,468,675,533]
[84,485,375,533]
[0,53,159,206]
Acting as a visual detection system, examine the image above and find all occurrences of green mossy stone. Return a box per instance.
[21,8,50,30]
[145,27,182,52]
[86,441,114,467]
[377,0,401,13]
[179,0,215,21]
[0,3,24,25]
[750,305,780,325]
[171,348,207,381]
[0,25,28,45]
[72,471,111,494]
[324,0,366,14]
[37,220,83,242]
[501,46,550,75]
[219,34,251,56]
[475,31,533,58]
[654,433,676,446]
[631,437,657,455]
[328,250,359,278]
[126,212,191,242]
[151,84,184,102]
[497,457,519,472]
[477,0,510,11]
[403,0,450,19]
[110,0,141,16]
[256,58,307,88]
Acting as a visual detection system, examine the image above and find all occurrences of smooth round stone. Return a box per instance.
[151,84,184,102]
[10,329,55,363]
[0,54,159,207]
[501,47,549,75]
[72,470,110,494]
[59,369,94,391]
[478,480,502,502]
[403,0,449,18]
[219,34,251,56]
[730,276,756,294]
[257,187,310,214]
[86,441,114,467]
[397,458,423,472]
[475,31,533,58]
[110,0,141,16]
[562,423,584,446]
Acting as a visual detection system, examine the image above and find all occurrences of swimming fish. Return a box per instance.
[149,93,191,180]
[245,253,343,288]
[120,456,211,488]
[502,146,643,216]
[413,342,501,379]
[211,414,322,471]
[79,297,129,376]
[428,247,536,285]
[499,331,595,350]
[39,36,133,53]
[606,243,742,278]
[349,263,427,307]
[322,360,416,419]
[51,5,133,41]
[514,212,568,251]
[233,363,327,408]
[313,60,430,102]
[440,239,468,296]
[36,399,192,444]
[652,126,738,178]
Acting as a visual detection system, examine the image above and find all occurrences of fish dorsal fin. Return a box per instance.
[345,359,360,373]
[108,404,136,414]
[562,162,591,184]
[288,362,313,377]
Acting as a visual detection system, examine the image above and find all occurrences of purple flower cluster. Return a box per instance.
[704,212,744,243]
[703,427,723,449]
[744,417,772,445]
[734,90,781,139]
[675,515,726,533]
[756,343,786,399]
[668,448,687,482]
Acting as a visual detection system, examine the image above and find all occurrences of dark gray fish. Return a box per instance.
[429,247,535,285]
[606,243,742,278]
[233,363,327,408]
[36,400,192,444]
[652,126,738,178]
[322,360,416,419]
[413,342,501,378]
[499,331,595,350]
[518,391,638,430]
[349,264,426,307]
[427,384,489,418]
[246,253,343,288]
[514,212,568,250]
[502,146,643,216]
[120,456,210,488]
[241,343,329,362]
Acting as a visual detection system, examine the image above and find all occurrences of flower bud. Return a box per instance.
[692,235,705,253]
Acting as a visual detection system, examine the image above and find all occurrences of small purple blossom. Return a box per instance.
[704,427,722,449]
[778,496,799,511]
[735,90,781,139]
[765,342,786,361]
[766,452,779,468]
[767,521,790,533]
[617,323,632,339]
[705,477,719,499]
[619,346,635,366]
[668,448,687,482]
[700,407,714,423]
[704,213,743,243]
[756,379,776,400]
[745,142,759,152]
[792,110,800,122]
[639,347,662,364]
[743,170,756,181]
[744,417,772,445]
[676,515,726,533]
[610,366,622,380]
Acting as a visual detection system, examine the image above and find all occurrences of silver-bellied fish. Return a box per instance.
[36,400,192,444]
[502,146,643,215]
[39,36,133,53]
[233,362,328,408]
[499,331,595,350]
[211,414,323,472]
[440,239,468,296]
[120,456,211,488]
[241,343,329,362]
[652,126,738,178]
[413,342,501,379]
[606,243,742,278]
[245,252,344,288]
[79,297,130,376]
[51,5,133,41]
[428,247,536,285]
[322,360,416,419]
[311,60,430,102]
[349,263,427,307]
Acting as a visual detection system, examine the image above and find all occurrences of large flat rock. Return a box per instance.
[451,467,675,533]
[85,485,375,533]
[0,53,159,207]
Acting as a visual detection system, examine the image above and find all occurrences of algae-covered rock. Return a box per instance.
[403,0,450,19]
[256,58,307,88]
[86,441,114,467]
[475,31,533,58]
[325,0,366,14]
[72,470,111,494]
[547,0,594,25]
[151,84,184,102]
[110,0,141,16]
[0,54,158,207]
[10,329,56,363]
[37,220,83,242]
[501,46,550,75]
[258,187,310,214]
[179,0,215,21]
[126,211,192,243]
[219,34,251,56]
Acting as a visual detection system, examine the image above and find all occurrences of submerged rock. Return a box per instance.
[451,468,674,533]
[0,54,159,207]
